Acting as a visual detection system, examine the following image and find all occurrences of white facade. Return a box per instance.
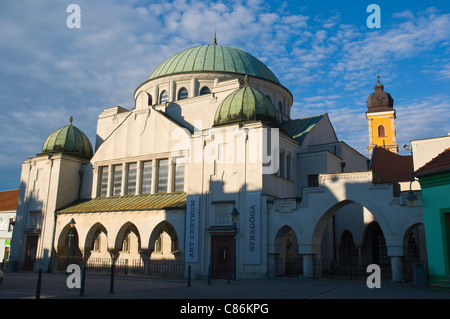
[411,135,450,171]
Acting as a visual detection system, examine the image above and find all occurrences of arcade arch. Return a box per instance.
[148,221,181,260]
[273,225,301,277]
[56,222,82,268]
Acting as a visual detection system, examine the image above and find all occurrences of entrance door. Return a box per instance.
[211,235,234,279]
[24,235,39,271]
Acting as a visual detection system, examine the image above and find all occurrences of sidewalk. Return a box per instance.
[1,271,450,300]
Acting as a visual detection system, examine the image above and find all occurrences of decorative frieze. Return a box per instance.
[214,203,232,225]
[274,199,297,213]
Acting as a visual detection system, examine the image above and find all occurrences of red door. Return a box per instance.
[211,235,234,279]
[24,236,39,271]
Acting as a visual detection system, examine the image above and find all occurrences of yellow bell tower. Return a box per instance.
[366,75,398,157]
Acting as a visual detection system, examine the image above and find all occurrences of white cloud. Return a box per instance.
[396,95,450,145]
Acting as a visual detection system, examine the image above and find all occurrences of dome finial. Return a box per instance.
[374,73,383,92]
[213,30,217,45]
[244,75,249,86]
[69,116,73,124]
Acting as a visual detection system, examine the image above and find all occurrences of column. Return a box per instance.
[167,158,175,193]
[190,78,197,98]
[273,91,278,108]
[107,164,113,197]
[302,254,314,278]
[92,165,98,198]
[136,160,142,195]
[155,86,160,104]
[169,80,175,102]
[358,246,363,267]
[151,160,157,194]
[139,250,152,276]
[390,256,404,282]
[121,163,126,196]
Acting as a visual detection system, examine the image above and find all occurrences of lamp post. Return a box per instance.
[66,218,76,269]
[231,208,240,281]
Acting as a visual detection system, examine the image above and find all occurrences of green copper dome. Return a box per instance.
[148,43,280,84]
[214,78,279,127]
[42,117,93,159]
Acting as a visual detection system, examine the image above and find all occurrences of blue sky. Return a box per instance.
[0,0,449,191]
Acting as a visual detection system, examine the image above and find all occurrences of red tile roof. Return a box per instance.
[413,147,450,177]
[0,189,19,211]
[369,146,413,182]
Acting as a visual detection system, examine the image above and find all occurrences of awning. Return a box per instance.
[57,192,187,214]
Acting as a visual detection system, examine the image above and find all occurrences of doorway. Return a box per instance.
[211,235,234,279]
[24,235,39,271]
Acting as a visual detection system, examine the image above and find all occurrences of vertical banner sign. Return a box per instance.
[185,195,200,263]
[244,192,261,264]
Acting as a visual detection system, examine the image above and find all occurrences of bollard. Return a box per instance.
[110,262,115,294]
[80,264,87,296]
[208,265,211,285]
[35,269,43,299]
[188,265,191,287]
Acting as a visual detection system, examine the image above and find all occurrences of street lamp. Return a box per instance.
[66,218,76,270]
[231,208,239,281]
[406,179,419,206]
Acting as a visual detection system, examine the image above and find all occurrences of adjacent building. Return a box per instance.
[0,189,18,267]
[413,143,450,289]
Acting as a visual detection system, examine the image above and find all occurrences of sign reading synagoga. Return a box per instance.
[244,192,261,265]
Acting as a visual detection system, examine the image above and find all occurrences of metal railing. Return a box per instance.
[275,257,303,277]
[314,260,392,281]
[56,256,183,278]
[275,258,393,281]
[147,259,183,278]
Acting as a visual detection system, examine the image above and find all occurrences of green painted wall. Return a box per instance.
[419,171,450,285]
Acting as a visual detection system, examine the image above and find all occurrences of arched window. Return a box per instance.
[160,90,168,104]
[378,125,386,137]
[278,101,283,112]
[266,95,271,102]
[200,86,211,95]
[148,94,153,106]
[177,87,188,100]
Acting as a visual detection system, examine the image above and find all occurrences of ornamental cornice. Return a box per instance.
[319,172,372,185]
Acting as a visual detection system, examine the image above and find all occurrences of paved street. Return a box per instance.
[2,271,449,317]
[1,271,450,300]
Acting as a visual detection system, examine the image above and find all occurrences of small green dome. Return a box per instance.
[42,117,93,159]
[214,79,279,127]
[148,43,280,85]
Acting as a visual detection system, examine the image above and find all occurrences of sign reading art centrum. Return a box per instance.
[244,192,261,264]
[185,195,200,263]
